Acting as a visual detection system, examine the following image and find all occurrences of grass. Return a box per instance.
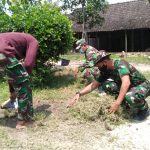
[2,67,148,123]
[0,68,128,126]
[112,54,150,63]
[61,52,150,63]
[143,72,150,80]
[0,129,17,148]
[0,81,9,103]
[33,69,83,101]
[0,54,150,125]
[61,52,85,61]
[0,54,149,149]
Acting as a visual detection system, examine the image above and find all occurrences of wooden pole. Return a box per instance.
[108,32,111,52]
[141,29,144,51]
[131,30,134,52]
[125,30,128,52]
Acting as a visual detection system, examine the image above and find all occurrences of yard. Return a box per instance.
[0,53,150,150]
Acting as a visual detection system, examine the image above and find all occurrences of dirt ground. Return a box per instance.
[0,62,150,150]
[1,97,150,150]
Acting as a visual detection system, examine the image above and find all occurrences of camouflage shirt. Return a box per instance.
[79,46,100,72]
[98,59,147,87]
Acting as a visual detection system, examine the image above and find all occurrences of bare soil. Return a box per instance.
[1,97,150,150]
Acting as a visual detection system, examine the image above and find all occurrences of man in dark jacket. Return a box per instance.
[0,32,38,129]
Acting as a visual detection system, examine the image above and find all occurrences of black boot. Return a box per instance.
[133,107,149,121]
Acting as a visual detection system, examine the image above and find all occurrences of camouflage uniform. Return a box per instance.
[0,54,33,121]
[79,46,101,82]
[97,59,150,111]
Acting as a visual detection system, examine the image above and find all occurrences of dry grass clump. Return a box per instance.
[0,109,17,118]
[68,93,131,129]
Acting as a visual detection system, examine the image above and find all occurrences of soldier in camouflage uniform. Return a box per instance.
[75,39,101,83]
[0,32,38,128]
[68,51,150,121]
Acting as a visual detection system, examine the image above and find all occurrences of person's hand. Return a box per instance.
[109,101,121,113]
[66,93,80,108]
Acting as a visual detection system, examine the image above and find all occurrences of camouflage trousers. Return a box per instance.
[0,53,33,121]
[81,67,100,83]
[101,80,150,111]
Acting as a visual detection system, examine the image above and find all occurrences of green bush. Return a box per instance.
[0,3,74,86]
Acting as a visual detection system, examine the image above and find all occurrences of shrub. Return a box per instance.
[0,3,74,86]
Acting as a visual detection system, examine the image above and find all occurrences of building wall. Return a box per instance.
[75,29,150,52]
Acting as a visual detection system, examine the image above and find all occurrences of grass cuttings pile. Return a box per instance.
[68,92,131,130]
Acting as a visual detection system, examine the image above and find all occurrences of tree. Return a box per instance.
[4,0,39,5]
[61,0,108,39]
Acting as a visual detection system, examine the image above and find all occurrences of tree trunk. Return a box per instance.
[82,1,87,41]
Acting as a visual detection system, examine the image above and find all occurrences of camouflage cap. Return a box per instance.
[76,38,86,50]
[94,50,111,65]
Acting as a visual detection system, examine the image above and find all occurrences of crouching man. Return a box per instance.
[74,39,101,84]
[67,51,150,121]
